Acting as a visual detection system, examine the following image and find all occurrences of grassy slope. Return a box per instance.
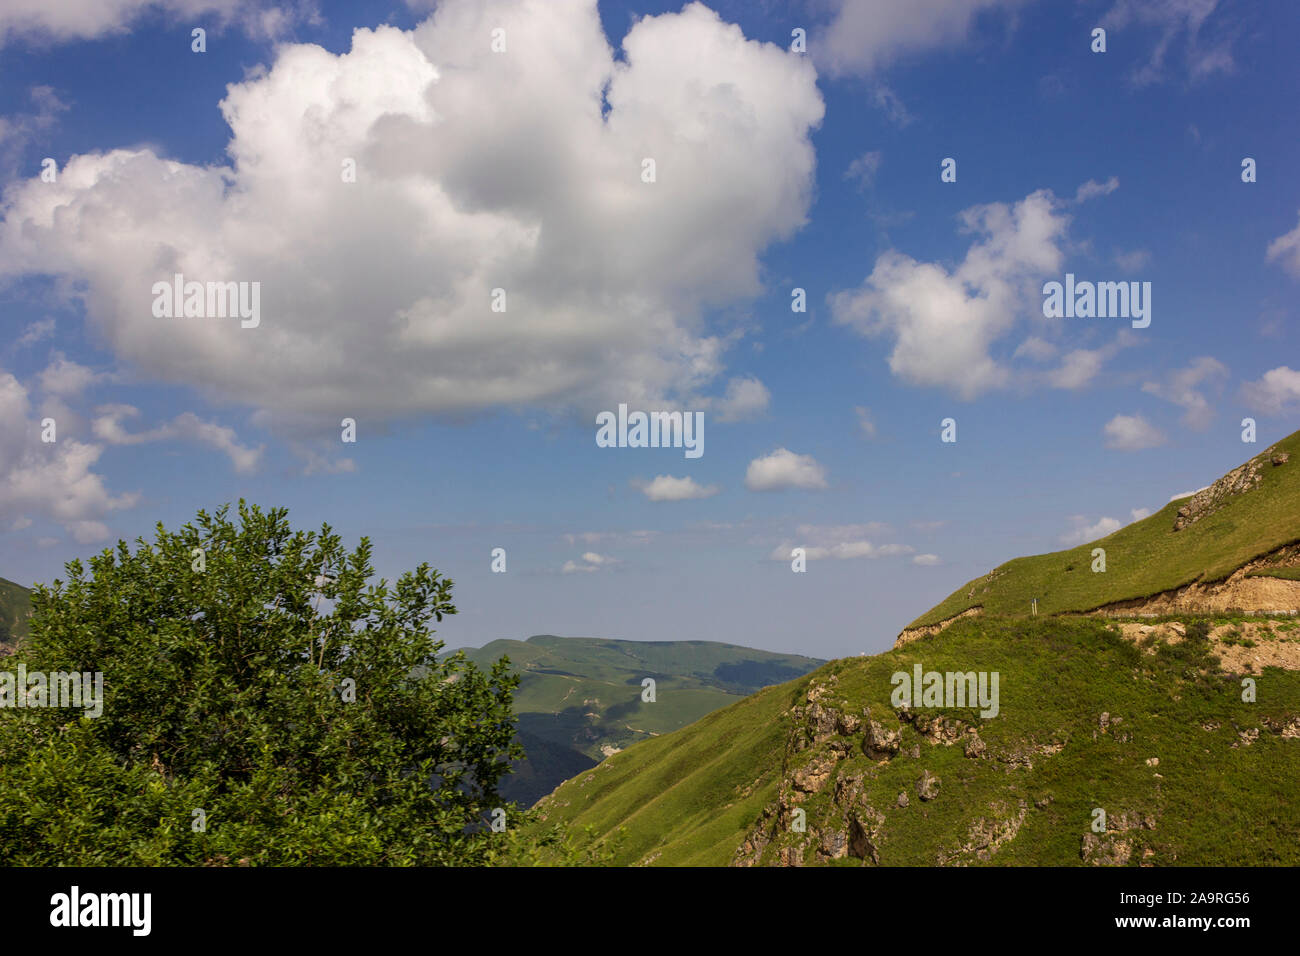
[909,431,1300,628]
[0,577,32,652]
[535,616,1300,866]
[533,681,794,865]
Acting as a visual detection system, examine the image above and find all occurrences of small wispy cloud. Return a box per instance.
[1074,176,1119,203]
[635,474,720,502]
[1103,413,1166,450]
[92,405,263,474]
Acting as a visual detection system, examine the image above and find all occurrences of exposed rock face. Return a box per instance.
[818,828,848,860]
[863,720,900,759]
[735,827,771,866]
[777,846,804,867]
[733,666,1131,866]
[1265,715,1300,738]
[1081,811,1157,865]
[1093,545,1300,618]
[793,675,860,753]
[1081,833,1132,866]
[847,808,885,863]
[792,754,836,794]
[1274,453,1290,466]
[1233,728,1260,748]
[899,707,972,745]
[894,606,982,648]
[938,801,1028,865]
[1173,454,1267,530]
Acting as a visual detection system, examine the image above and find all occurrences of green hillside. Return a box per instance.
[909,432,1300,628]
[0,577,32,654]
[453,635,824,807]
[532,615,1300,866]
[530,439,1300,866]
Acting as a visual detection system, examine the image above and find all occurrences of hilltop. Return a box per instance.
[900,433,1300,641]
[453,635,823,806]
[530,433,1300,865]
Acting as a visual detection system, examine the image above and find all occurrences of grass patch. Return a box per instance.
[1247,567,1300,581]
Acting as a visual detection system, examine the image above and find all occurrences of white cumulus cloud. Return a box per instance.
[0,371,138,541]
[0,0,317,47]
[636,474,720,502]
[1240,366,1300,415]
[830,189,1070,399]
[712,376,771,423]
[1266,213,1300,278]
[817,0,1028,77]
[745,448,828,491]
[0,1,824,433]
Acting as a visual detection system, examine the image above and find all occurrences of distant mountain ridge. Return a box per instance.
[451,635,824,807]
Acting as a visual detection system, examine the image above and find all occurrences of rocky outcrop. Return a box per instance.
[1081,832,1132,866]
[734,674,1031,866]
[847,807,885,863]
[863,719,900,758]
[1081,811,1157,866]
[894,607,982,649]
[791,754,837,794]
[1112,617,1300,674]
[916,769,940,801]
[937,801,1028,865]
[1173,452,1269,530]
[1172,442,1288,530]
[904,712,977,749]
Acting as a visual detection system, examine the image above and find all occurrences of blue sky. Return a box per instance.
[1,0,1297,659]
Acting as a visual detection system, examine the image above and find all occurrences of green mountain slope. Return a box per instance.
[534,616,1300,866]
[531,440,1300,866]
[0,577,32,654]
[454,635,823,807]
[907,432,1300,629]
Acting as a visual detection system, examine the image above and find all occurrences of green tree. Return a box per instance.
[0,501,522,865]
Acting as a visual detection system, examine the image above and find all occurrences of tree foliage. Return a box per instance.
[0,502,522,865]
